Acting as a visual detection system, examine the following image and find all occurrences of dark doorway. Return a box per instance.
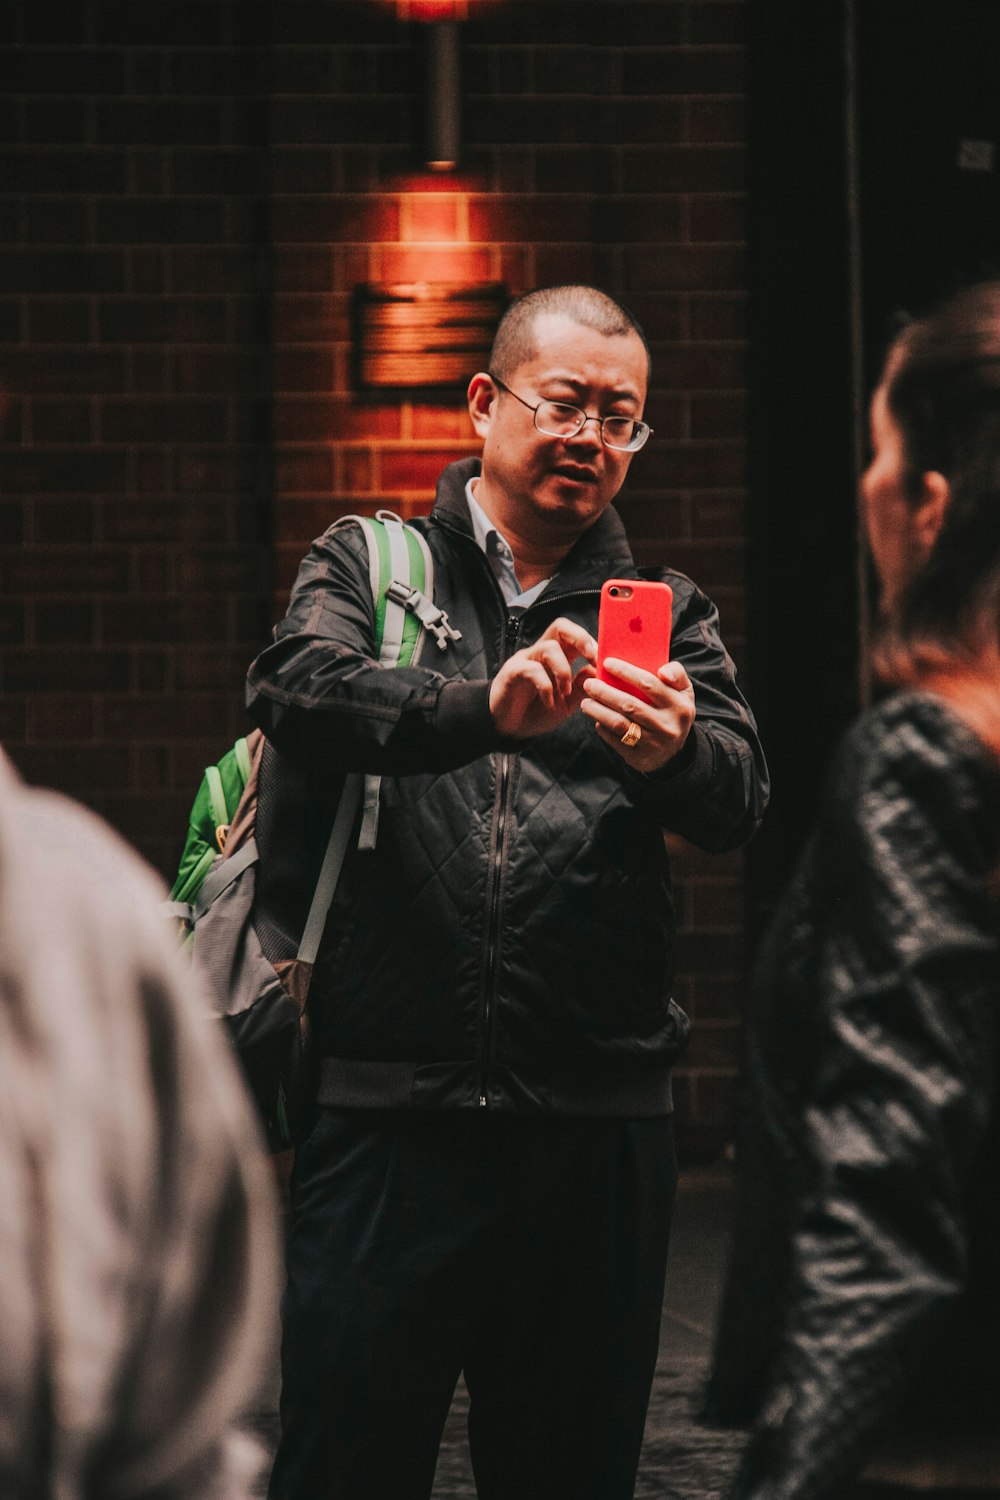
[856,0,1000,385]
[745,0,1000,927]
[744,1,859,923]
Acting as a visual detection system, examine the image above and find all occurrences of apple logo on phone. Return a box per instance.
[629,616,643,634]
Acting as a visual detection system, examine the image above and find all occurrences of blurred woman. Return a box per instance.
[0,747,281,1498]
[707,281,1000,1499]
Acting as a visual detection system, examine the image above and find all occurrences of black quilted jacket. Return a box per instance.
[709,692,1000,1499]
[246,458,768,1116]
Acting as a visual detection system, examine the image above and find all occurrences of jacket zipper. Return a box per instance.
[479,613,521,1106]
[475,589,607,1107]
[436,521,516,1110]
[435,515,604,1108]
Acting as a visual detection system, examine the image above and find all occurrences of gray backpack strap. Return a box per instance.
[297,773,363,965]
[193,837,259,917]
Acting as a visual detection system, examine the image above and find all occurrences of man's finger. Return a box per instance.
[657,660,692,693]
[532,640,575,698]
[582,674,663,717]
[541,617,598,664]
[597,656,665,702]
[516,659,557,708]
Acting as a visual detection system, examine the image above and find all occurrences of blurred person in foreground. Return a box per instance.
[707,280,1000,1499]
[0,745,280,1498]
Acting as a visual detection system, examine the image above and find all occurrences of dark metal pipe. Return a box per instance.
[425,21,460,171]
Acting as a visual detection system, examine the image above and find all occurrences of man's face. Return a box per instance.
[469,311,649,543]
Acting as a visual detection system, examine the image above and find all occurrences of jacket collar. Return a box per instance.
[431,458,637,595]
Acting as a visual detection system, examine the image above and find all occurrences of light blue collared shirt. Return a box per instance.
[465,478,551,612]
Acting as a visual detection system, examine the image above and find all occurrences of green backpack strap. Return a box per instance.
[234,734,253,785]
[168,735,255,909]
[293,510,464,970]
[369,510,462,656]
[333,510,461,665]
[204,764,228,837]
[364,511,427,669]
[354,513,420,850]
[330,511,461,851]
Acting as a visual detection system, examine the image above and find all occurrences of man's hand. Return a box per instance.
[581,658,695,772]
[489,618,597,740]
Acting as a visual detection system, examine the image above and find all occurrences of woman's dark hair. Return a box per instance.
[875,279,1000,701]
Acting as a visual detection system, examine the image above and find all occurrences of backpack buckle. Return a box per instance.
[385,580,463,651]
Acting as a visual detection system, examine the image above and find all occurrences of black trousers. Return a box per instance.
[267,1107,677,1500]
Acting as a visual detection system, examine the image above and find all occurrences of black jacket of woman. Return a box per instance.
[709,690,1000,1498]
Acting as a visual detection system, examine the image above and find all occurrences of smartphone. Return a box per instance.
[596,579,673,704]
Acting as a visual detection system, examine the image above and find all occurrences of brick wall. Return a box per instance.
[1,0,749,1155]
[0,0,274,875]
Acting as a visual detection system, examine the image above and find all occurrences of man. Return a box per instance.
[249,284,768,1500]
[0,745,280,1497]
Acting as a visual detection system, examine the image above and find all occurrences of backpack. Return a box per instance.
[164,512,461,1150]
[166,733,256,953]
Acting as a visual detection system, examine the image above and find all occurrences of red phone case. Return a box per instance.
[596,579,673,704]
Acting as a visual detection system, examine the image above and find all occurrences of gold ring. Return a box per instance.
[620,722,641,748]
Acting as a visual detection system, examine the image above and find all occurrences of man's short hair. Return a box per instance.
[488,285,651,383]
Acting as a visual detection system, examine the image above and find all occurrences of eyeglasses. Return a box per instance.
[488,374,653,453]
